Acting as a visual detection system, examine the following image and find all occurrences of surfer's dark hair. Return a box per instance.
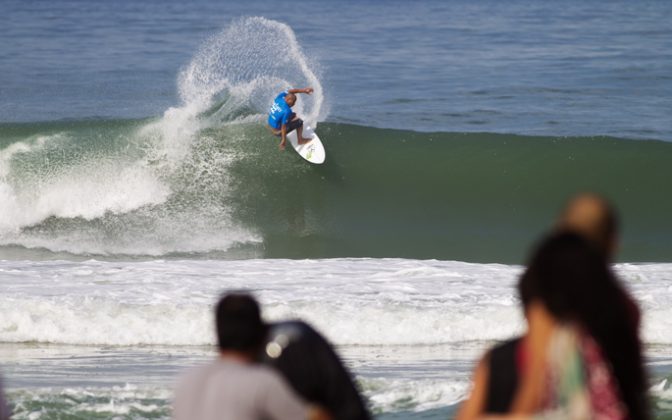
[215,293,266,352]
[518,232,649,419]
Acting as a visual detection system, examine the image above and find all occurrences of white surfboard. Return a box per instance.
[286,124,326,164]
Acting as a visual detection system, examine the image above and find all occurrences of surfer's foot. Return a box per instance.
[279,142,286,151]
[298,137,312,145]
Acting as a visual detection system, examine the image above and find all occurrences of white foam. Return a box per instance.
[0,134,169,235]
[363,377,469,412]
[38,162,169,220]
[0,135,57,233]
[6,376,467,418]
[616,264,672,345]
[8,384,172,419]
[1,259,668,347]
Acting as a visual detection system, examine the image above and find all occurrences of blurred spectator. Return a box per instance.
[512,232,648,419]
[173,293,330,420]
[261,320,371,420]
[458,193,642,417]
[556,192,619,260]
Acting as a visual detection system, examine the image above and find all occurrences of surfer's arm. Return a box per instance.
[287,87,313,95]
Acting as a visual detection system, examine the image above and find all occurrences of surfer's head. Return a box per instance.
[215,293,267,354]
[284,93,297,107]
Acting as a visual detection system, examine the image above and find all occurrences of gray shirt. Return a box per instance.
[173,358,309,420]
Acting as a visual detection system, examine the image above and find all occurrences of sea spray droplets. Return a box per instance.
[178,17,324,125]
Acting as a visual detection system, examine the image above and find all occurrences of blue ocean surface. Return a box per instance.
[2,0,671,139]
[1,1,672,419]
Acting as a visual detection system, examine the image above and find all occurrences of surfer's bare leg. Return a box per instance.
[292,116,312,144]
[279,125,287,151]
[297,126,312,145]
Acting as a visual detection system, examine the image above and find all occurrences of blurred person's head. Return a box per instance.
[216,293,266,355]
[519,232,613,316]
[519,232,648,419]
[556,192,619,259]
[261,321,372,420]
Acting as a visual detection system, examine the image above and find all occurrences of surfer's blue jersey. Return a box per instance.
[268,91,292,130]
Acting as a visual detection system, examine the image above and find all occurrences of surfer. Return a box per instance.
[268,87,314,151]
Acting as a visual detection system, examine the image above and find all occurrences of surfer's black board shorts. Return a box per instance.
[274,113,303,136]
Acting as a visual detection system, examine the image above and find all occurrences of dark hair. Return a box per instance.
[519,232,649,419]
[215,293,266,352]
[261,321,371,420]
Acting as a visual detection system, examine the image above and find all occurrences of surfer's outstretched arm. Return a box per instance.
[287,87,313,95]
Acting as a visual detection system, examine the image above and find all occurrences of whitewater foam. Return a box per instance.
[364,377,469,413]
[0,131,169,235]
[1,259,669,347]
[8,385,172,419]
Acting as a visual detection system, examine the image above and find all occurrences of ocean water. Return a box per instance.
[2,259,672,418]
[1,0,671,418]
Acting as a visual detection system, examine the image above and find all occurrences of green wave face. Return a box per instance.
[227,123,672,262]
[1,120,671,262]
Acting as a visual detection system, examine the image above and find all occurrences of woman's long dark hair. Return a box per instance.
[260,321,371,420]
[518,232,649,420]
